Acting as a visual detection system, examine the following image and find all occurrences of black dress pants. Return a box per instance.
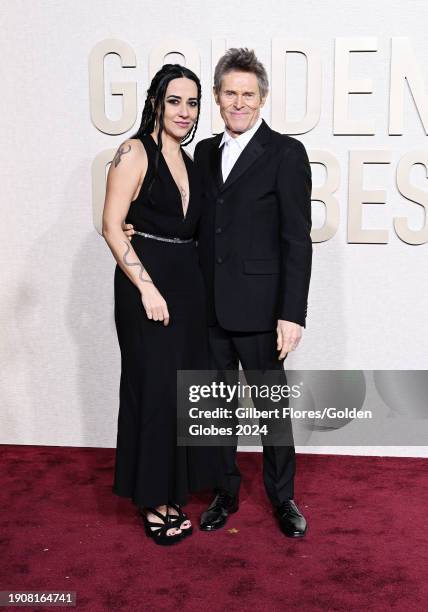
[207,324,296,507]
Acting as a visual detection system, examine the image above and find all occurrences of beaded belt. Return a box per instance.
[133,230,193,244]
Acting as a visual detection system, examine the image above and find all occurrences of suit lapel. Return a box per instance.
[221,140,263,192]
[220,120,271,192]
[207,121,272,194]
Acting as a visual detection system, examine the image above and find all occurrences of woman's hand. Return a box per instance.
[140,284,170,326]
[123,223,135,240]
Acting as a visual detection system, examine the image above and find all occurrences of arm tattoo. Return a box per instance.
[113,144,131,168]
[122,240,153,283]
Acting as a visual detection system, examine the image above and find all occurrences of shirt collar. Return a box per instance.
[219,117,263,149]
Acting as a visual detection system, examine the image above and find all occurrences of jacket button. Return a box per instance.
[217,198,224,205]
[216,256,223,264]
[216,227,222,234]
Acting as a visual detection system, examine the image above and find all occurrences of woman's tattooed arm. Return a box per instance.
[113,144,131,168]
[122,240,153,283]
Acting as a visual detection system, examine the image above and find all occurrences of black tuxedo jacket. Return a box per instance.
[194,119,312,332]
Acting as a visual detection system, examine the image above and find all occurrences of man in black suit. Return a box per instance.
[194,48,312,537]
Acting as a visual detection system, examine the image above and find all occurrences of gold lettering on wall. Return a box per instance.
[148,39,200,79]
[334,37,378,135]
[88,39,137,135]
[394,152,428,244]
[390,37,428,135]
[348,150,391,243]
[88,38,428,244]
[271,40,322,134]
[310,151,341,243]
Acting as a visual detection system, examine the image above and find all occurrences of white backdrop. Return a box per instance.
[1,0,427,456]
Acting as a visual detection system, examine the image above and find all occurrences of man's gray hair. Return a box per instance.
[213,48,269,98]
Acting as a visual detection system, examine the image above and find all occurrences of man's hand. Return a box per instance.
[123,222,135,239]
[277,320,302,360]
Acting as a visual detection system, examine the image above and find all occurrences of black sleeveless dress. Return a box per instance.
[112,134,215,507]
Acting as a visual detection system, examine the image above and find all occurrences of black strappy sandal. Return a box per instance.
[168,503,193,538]
[140,507,184,546]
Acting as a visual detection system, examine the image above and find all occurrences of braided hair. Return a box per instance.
[132,64,201,192]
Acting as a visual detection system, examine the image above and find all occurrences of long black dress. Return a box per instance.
[112,134,215,508]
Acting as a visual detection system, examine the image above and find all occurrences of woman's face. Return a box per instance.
[158,77,199,141]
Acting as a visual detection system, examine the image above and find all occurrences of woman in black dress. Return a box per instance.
[102,65,215,545]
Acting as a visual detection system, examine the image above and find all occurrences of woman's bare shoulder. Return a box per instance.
[111,138,147,169]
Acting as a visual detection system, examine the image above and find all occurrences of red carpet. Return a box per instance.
[1,445,427,611]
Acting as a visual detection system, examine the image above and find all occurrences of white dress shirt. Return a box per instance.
[219,117,263,182]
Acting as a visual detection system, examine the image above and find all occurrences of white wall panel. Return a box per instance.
[0,0,427,455]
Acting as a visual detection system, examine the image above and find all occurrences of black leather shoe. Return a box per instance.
[199,490,239,531]
[276,499,307,537]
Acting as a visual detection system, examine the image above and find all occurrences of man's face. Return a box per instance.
[214,70,267,137]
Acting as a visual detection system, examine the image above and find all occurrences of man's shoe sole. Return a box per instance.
[281,525,308,538]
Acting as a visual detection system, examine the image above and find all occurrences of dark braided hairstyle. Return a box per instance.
[132,64,201,192]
